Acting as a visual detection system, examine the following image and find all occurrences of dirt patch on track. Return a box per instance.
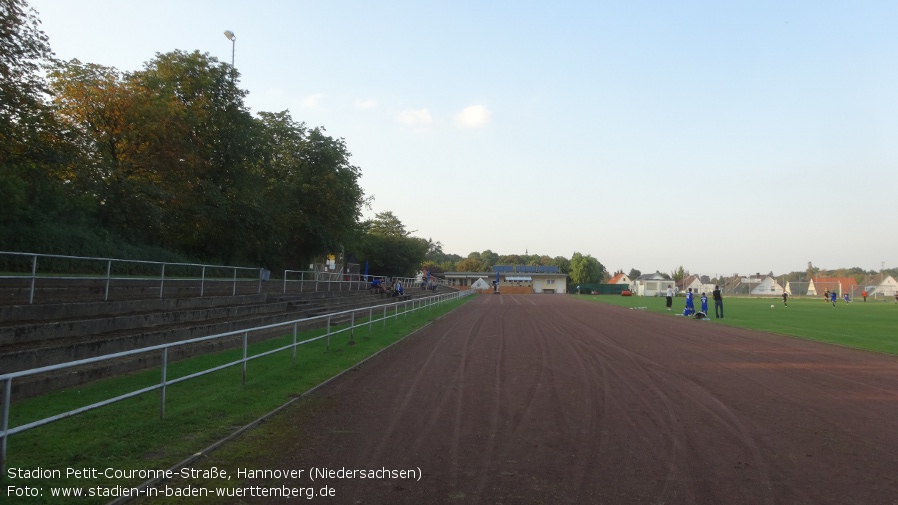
[165,294,898,504]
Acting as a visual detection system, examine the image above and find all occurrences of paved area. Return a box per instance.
[191,294,898,504]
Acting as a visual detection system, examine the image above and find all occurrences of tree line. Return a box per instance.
[1,0,614,283]
[2,0,371,272]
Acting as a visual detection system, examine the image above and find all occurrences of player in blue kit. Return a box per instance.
[683,288,695,316]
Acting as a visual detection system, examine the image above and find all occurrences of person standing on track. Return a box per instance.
[666,285,674,311]
[712,285,724,318]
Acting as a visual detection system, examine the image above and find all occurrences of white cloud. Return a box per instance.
[397,108,433,125]
[300,93,325,109]
[455,104,491,128]
[355,98,378,109]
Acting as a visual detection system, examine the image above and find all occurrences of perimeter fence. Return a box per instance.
[0,289,475,473]
[0,251,439,305]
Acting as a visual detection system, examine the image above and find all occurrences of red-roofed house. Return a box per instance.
[607,273,632,286]
[808,277,858,296]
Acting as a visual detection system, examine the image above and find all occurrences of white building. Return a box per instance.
[750,275,784,296]
[634,273,674,297]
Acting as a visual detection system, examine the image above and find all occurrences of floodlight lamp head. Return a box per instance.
[224,30,236,41]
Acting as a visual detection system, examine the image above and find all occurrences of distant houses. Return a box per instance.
[677,274,715,296]
[632,272,896,298]
[784,280,810,296]
[807,277,857,297]
[863,274,898,297]
[606,273,632,286]
[633,273,673,297]
[720,274,783,296]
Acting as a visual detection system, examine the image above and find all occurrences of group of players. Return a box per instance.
[667,284,897,318]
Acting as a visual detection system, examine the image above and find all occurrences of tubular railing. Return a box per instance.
[0,290,474,472]
[280,271,445,294]
[0,251,449,303]
[0,251,265,304]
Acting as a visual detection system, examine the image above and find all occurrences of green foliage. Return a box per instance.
[367,210,410,237]
[3,10,365,270]
[0,0,54,166]
[257,113,365,269]
[569,252,606,284]
[351,213,429,277]
[671,265,686,282]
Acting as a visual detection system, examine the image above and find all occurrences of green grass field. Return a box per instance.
[2,297,471,504]
[580,294,898,355]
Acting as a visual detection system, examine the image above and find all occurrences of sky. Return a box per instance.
[27,0,898,276]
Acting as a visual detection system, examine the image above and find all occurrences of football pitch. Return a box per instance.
[580,294,898,356]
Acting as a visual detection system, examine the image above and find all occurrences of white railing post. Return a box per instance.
[28,254,37,305]
[350,311,355,344]
[292,322,298,365]
[159,263,166,299]
[1,378,11,474]
[160,348,168,419]
[242,332,249,385]
[104,260,112,301]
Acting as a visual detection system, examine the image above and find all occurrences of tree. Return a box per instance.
[423,239,461,267]
[569,252,605,284]
[671,265,686,283]
[350,212,426,277]
[257,113,365,268]
[455,258,484,272]
[497,254,523,266]
[48,60,175,247]
[45,49,367,269]
[0,0,53,165]
[368,211,410,237]
[628,268,641,279]
[553,256,571,275]
[480,250,498,267]
[133,50,262,262]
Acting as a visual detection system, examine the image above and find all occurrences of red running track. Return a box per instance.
[230,294,898,504]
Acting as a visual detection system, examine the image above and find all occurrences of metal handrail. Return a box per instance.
[0,251,264,304]
[0,290,475,472]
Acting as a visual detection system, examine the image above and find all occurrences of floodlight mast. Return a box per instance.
[223,30,236,69]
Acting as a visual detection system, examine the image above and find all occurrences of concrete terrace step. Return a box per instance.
[0,293,270,323]
[0,277,275,306]
[0,298,299,348]
[1,303,308,373]
[1,284,451,399]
